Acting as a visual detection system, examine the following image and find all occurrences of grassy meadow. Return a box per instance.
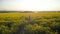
[0,11,60,34]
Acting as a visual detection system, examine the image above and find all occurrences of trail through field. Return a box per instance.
[16,24,26,34]
[16,16,31,34]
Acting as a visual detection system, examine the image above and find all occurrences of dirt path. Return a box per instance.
[15,16,31,34]
[15,24,26,34]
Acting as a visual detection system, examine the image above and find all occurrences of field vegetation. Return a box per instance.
[0,11,60,34]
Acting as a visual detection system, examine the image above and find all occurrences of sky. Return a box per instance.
[0,0,60,11]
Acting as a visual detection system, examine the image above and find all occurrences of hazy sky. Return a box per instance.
[0,0,60,11]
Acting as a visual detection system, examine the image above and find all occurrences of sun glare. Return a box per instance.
[0,0,60,11]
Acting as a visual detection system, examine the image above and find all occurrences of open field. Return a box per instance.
[0,11,60,34]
